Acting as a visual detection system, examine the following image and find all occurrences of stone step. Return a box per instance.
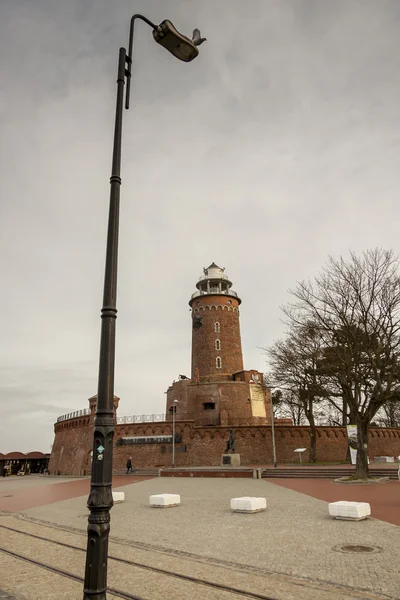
[114,469,159,476]
[160,468,254,478]
[262,468,398,479]
[268,468,399,472]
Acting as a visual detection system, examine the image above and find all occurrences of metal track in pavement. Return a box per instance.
[0,546,144,600]
[0,524,278,600]
[2,519,397,600]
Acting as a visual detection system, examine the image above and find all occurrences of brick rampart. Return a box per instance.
[166,380,270,426]
[49,418,400,475]
[49,414,93,475]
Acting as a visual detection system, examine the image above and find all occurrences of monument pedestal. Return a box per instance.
[221,453,241,467]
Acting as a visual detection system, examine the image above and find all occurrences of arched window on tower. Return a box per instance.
[216,357,222,369]
[215,339,221,351]
[214,322,220,333]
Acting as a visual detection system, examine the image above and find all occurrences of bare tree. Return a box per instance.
[271,389,306,425]
[375,394,400,428]
[266,324,327,462]
[311,400,343,427]
[284,248,400,479]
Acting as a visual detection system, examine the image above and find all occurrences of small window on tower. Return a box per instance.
[215,322,220,333]
[216,357,222,369]
[215,339,221,351]
[203,402,216,411]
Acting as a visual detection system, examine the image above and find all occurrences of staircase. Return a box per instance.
[262,467,398,480]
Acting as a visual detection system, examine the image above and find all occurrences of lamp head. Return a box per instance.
[153,20,206,62]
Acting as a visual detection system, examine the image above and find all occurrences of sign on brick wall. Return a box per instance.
[250,384,266,418]
[117,435,173,445]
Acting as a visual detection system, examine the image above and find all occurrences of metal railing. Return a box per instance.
[117,413,220,425]
[190,289,238,300]
[117,413,270,426]
[57,411,169,425]
[116,413,166,424]
[57,410,271,427]
[57,408,90,423]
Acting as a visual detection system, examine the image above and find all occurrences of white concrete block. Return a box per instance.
[149,493,180,508]
[329,501,370,520]
[375,456,394,463]
[112,491,125,504]
[230,497,267,513]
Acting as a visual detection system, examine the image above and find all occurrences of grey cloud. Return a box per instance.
[1,0,400,451]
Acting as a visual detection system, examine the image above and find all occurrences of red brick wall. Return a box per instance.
[48,415,93,475]
[49,418,400,473]
[166,380,270,426]
[166,379,191,416]
[191,296,243,381]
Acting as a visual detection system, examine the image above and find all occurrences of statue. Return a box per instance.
[224,430,236,454]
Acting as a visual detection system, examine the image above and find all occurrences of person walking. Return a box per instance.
[126,456,133,474]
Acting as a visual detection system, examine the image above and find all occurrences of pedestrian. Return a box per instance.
[126,456,132,474]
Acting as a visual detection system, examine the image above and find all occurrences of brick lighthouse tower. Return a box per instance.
[190,263,243,382]
[166,263,271,427]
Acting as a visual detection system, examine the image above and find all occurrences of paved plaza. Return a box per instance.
[0,475,399,599]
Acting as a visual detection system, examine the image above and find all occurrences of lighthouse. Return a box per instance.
[189,263,243,382]
[166,263,271,426]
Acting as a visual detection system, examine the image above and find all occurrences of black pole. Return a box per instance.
[83,18,156,600]
[82,14,201,598]
[83,47,126,600]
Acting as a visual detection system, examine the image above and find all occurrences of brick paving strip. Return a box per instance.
[0,475,151,512]
[264,478,400,526]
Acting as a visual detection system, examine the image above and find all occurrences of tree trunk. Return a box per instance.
[354,416,369,479]
[305,400,317,463]
[345,442,351,464]
[342,399,351,463]
[309,426,317,463]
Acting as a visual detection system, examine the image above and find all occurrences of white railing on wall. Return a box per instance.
[190,289,238,300]
[116,414,166,424]
[57,408,90,423]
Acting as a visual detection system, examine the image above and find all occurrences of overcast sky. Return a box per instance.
[1,0,400,453]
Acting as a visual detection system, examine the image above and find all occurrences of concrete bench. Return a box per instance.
[230,497,267,513]
[112,491,125,504]
[149,493,180,508]
[328,501,370,521]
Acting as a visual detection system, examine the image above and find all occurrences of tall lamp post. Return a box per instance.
[264,379,277,469]
[172,399,179,468]
[84,15,205,600]
[270,391,277,469]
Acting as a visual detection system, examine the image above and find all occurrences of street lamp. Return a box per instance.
[172,399,179,468]
[263,379,277,469]
[84,15,205,600]
[270,392,277,469]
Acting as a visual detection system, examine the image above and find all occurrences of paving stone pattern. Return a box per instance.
[21,478,400,599]
[0,591,18,600]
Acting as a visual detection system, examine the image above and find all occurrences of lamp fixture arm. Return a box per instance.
[125,14,158,109]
